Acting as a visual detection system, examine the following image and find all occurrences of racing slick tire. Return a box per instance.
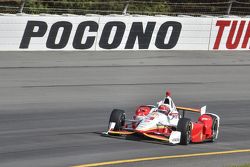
[207,114,219,142]
[177,118,192,145]
[109,109,126,131]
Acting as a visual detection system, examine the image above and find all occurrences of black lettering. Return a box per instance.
[125,22,156,49]
[155,21,182,49]
[46,21,72,49]
[19,21,47,49]
[73,21,98,49]
[99,21,125,49]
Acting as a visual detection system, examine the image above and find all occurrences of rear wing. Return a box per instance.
[176,106,206,117]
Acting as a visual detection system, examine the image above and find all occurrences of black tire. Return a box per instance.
[177,118,192,145]
[208,114,219,142]
[109,109,126,131]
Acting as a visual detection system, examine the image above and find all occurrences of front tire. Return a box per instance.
[177,118,192,145]
[109,109,126,131]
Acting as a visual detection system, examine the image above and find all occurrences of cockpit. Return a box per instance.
[158,105,170,115]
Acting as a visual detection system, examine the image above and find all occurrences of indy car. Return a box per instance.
[103,91,220,145]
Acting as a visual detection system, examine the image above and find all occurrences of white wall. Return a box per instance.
[0,15,249,51]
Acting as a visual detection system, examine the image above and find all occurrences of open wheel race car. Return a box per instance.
[103,91,220,145]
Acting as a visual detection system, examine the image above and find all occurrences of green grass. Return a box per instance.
[228,164,250,167]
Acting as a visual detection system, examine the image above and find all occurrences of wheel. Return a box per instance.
[209,114,219,142]
[109,109,126,131]
[177,118,192,145]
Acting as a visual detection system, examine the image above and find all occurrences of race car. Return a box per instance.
[103,91,220,145]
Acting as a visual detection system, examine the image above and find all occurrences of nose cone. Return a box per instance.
[135,116,158,132]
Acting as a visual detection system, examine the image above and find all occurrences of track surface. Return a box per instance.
[0,51,249,167]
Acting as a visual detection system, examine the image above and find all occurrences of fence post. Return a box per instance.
[227,0,235,15]
[122,0,130,15]
[17,0,26,13]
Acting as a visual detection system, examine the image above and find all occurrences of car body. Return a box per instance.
[103,91,220,145]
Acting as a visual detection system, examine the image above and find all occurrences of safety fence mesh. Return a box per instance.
[0,0,250,16]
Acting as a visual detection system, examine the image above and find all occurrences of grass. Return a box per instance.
[228,164,250,167]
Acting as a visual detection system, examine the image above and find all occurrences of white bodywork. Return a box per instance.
[135,96,179,131]
[135,111,179,131]
[169,131,181,144]
[132,95,181,144]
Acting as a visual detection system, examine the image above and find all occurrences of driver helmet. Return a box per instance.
[158,105,170,115]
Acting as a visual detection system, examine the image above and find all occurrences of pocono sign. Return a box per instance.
[0,16,249,50]
[14,16,211,50]
[19,20,182,50]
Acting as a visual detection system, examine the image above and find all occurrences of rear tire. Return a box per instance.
[177,118,192,145]
[109,109,126,131]
[208,114,219,142]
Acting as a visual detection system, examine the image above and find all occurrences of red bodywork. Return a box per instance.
[191,114,213,142]
[135,106,151,116]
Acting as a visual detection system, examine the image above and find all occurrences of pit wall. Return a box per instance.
[0,15,249,51]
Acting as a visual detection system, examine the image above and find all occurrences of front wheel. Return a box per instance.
[177,118,192,145]
[109,109,126,131]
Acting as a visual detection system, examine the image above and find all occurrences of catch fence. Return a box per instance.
[0,0,250,16]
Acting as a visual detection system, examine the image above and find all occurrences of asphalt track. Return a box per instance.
[0,51,250,167]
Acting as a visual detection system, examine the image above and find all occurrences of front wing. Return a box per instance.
[103,125,181,144]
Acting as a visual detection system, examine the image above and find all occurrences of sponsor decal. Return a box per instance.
[19,20,182,50]
[171,138,180,142]
[213,20,250,49]
[201,118,209,121]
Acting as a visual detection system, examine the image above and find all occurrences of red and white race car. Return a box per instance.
[103,91,220,145]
